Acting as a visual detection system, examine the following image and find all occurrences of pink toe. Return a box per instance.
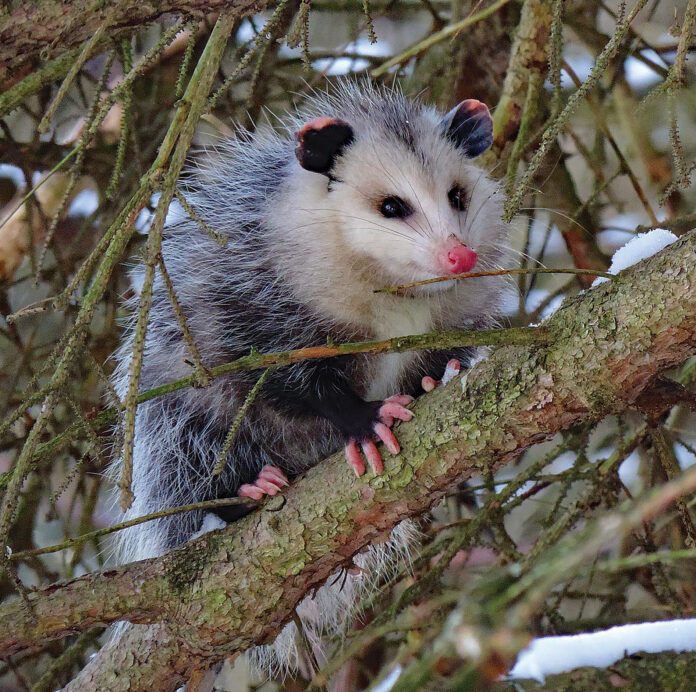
[361,439,384,475]
[345,441,365,477]
[446,359,461,370]
[238,484,264,500]
[259,466,289,487]
[379,401,413,423]
[385,394,414,406]
[374,422,400,455]
[422,376,437,392]
[255,479,280,495]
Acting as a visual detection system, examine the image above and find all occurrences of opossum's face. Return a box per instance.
[295,100,505,292]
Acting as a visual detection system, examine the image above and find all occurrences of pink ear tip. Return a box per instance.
[463,99,489,115]
[297,116,351,138]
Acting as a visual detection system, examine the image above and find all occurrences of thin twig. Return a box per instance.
[504,0,650,221]
[9,496,258,561]
[6,325,548,492]
[370,0,512,77]
[376,267,615,294]
[38,24,107,134]
[212,368,272,476]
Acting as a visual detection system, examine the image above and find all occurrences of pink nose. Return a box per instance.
[439,244,478,274]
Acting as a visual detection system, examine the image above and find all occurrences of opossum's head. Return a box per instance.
[292,88,506,293]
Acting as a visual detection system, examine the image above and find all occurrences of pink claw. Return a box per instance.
[421,359,461,392]
[361,439,384,475]
[258,466,289,487]
[373,422,399,454]
[345,440,366,477]
[238,465,289,500]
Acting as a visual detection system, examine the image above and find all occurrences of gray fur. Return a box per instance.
[108,80,510,677]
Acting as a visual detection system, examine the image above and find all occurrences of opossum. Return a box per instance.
[109,80,510,679]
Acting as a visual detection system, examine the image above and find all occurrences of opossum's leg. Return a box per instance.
[261,362,414,477]
[238,465,289,500]
[345,394,413,476]
[422,359,461,392]
[418,347,475,393]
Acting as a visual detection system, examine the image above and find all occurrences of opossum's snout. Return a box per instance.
[437,237,477,274]
[438,245,477,274]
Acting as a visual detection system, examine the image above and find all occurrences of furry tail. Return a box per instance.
[247,519,420,679]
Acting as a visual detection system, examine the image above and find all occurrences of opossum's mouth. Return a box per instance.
[396,278,458,297]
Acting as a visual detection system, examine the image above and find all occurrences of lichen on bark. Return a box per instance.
[2,230,696,689]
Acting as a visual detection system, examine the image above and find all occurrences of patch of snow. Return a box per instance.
[0,163,24,188]
[350,36,392,58]
[624,50,665,90]
[618,449,641,489]
[312,39,391,76]
[312,56,370,76]
[596,228,635,256]
[134,206,153,233]
[441,360,461,386]
[68,189,99,217]
[236,17,259,43]
[525,287,566,322]
[189,512,227,541]
[557,53,593,88]
[675,441,696,470]
[368,665,403,692]
[134,193,183,233]
[545,451,577,474]
[594,229,678,285]
[509,618,696,682]
[461,348,491,392]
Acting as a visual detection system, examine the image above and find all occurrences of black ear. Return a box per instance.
[295,117,354,175]
[441,99,493,158]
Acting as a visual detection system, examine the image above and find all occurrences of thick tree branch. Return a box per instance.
[0,0,271,90]
[3,230,696,689]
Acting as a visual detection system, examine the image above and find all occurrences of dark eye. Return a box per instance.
[448,186,467,212]
[379,196,411,219]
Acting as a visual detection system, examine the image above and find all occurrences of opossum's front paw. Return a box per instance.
[421,359,461,393]
[345,395,414,477]
[238,465,289,500]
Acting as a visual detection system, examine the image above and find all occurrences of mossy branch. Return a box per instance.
[1,229,696,690]
[0,0,273,90]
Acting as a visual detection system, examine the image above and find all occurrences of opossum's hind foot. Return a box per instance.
[421,359,461,393]
[238,466,289,500]
[345,395,414,477]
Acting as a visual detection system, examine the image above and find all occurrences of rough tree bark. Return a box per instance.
[1,230,696,689]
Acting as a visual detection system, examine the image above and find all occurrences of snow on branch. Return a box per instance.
[510,618,696,682]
